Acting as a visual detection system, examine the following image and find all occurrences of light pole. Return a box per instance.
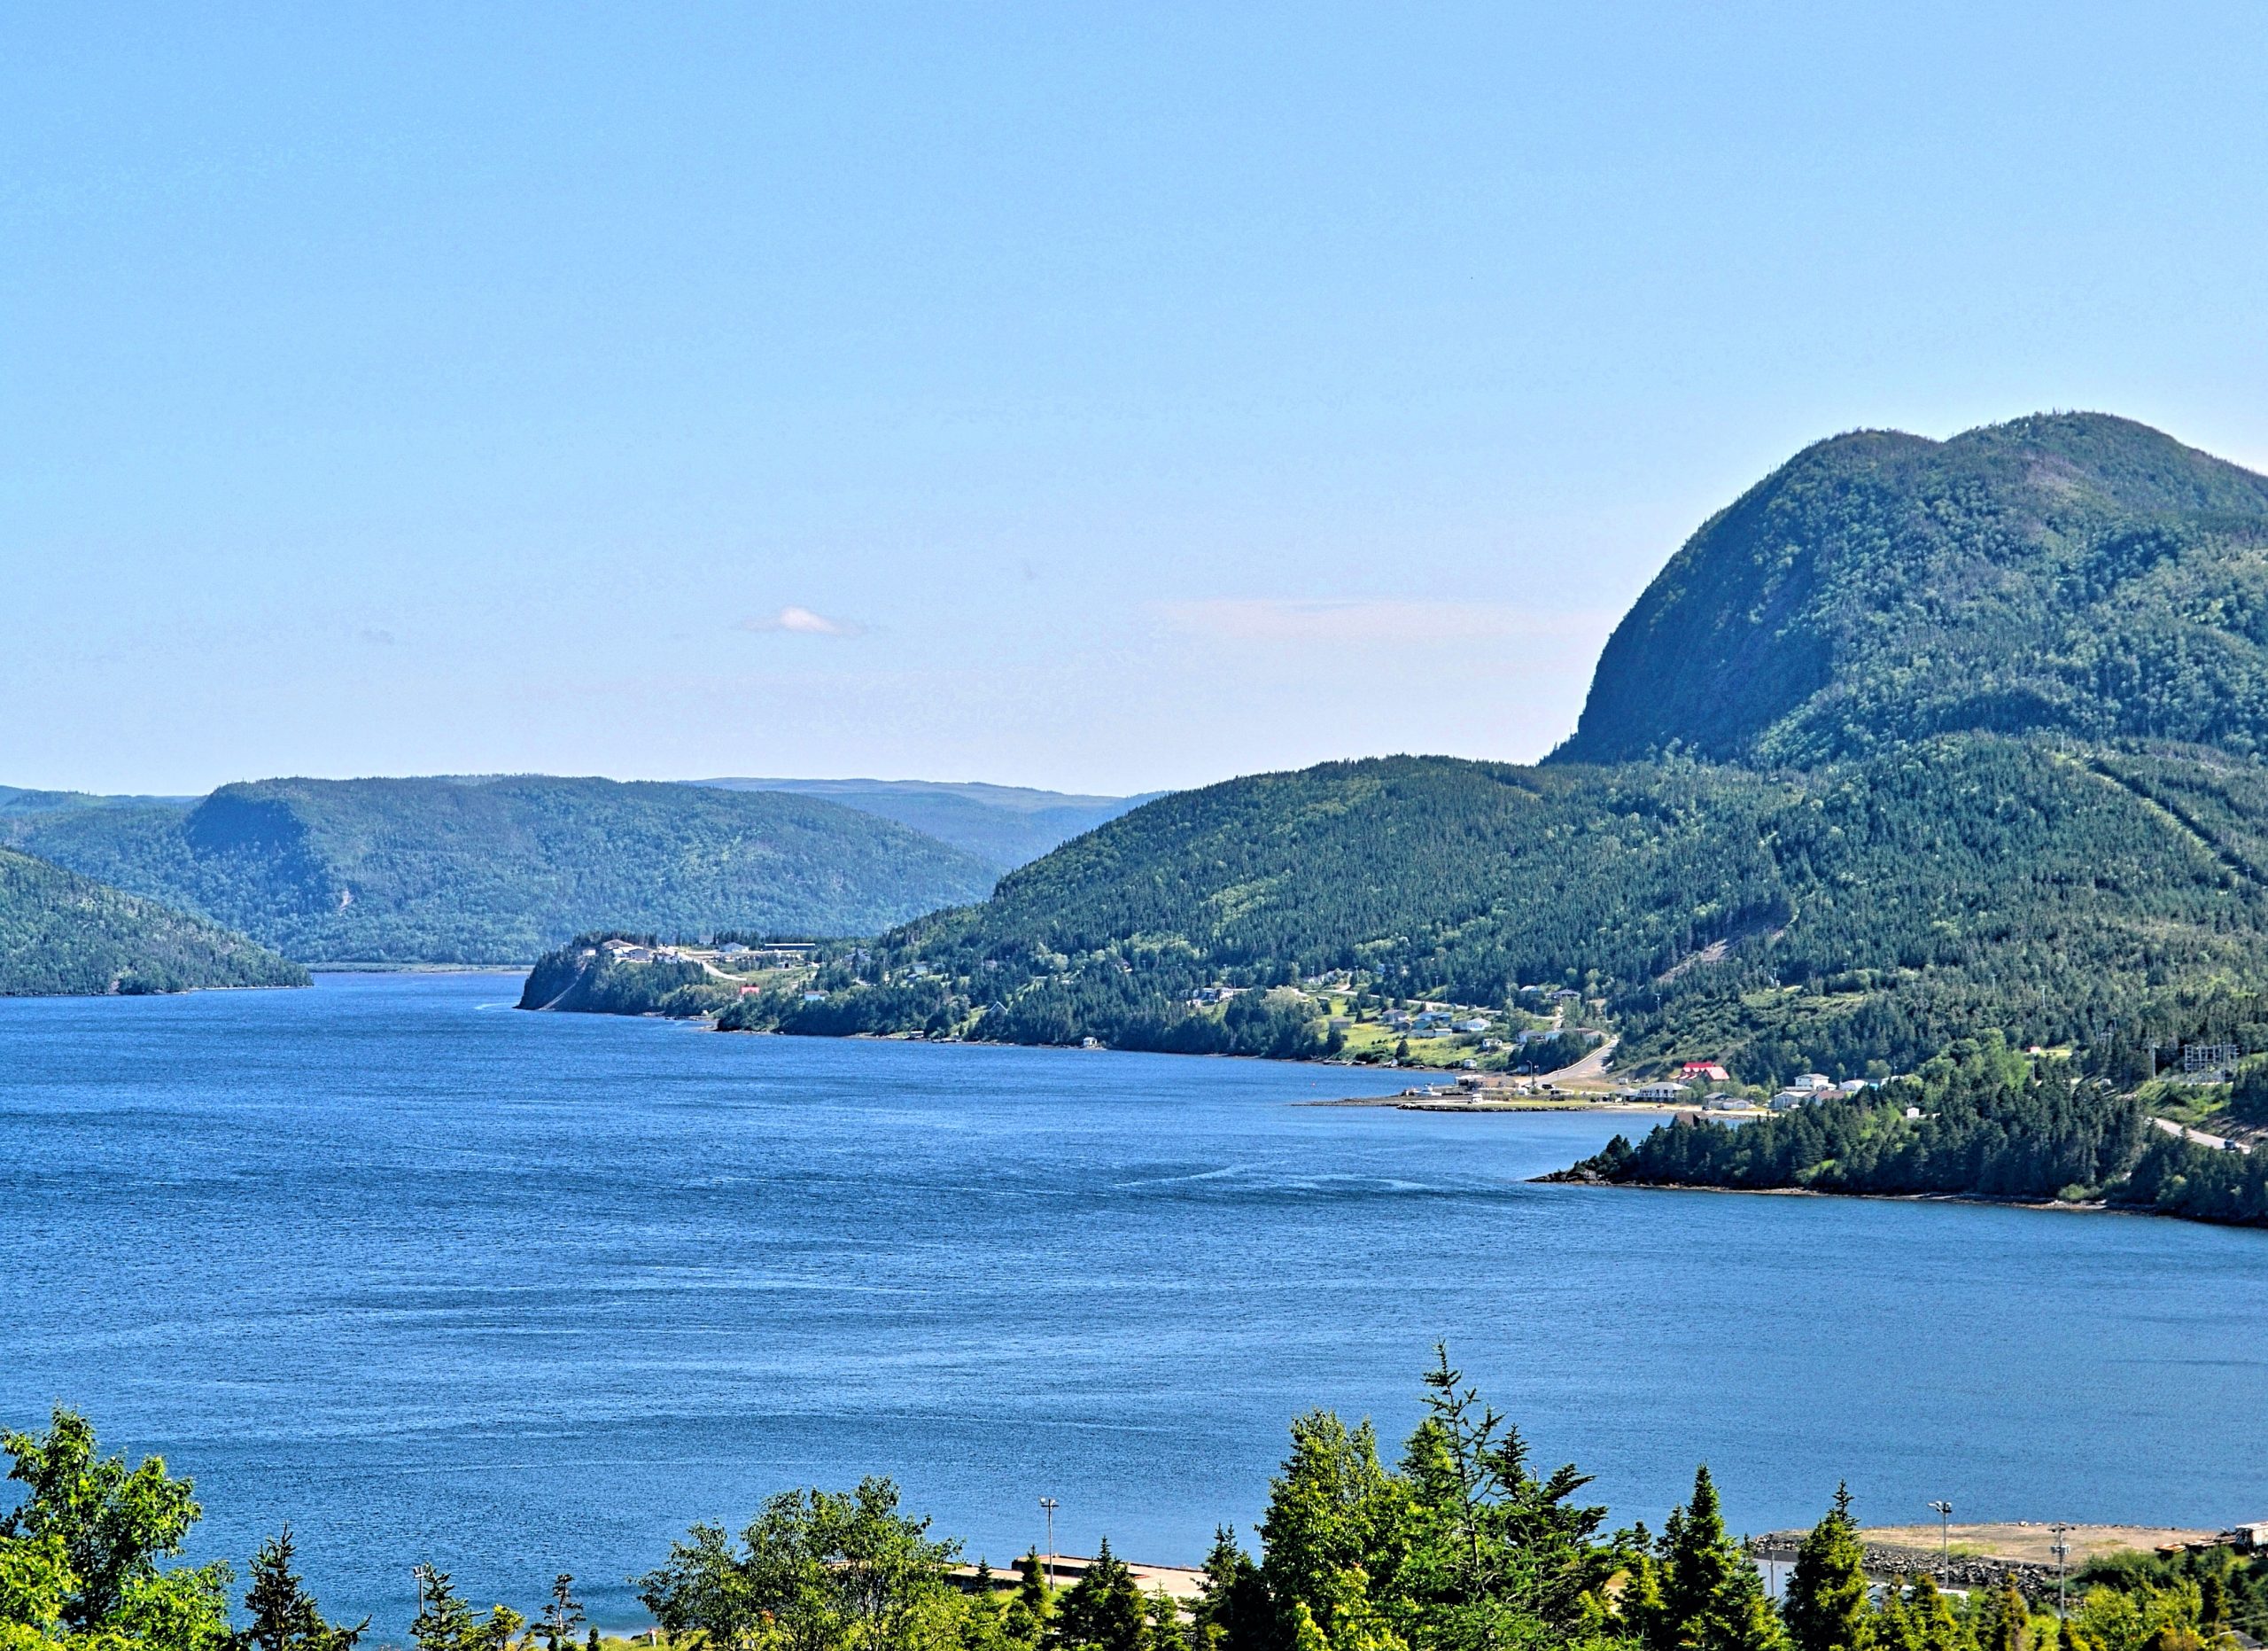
[1928,1502,1953,1575]
[2051,1524,2071,1618]
[1039,1499,1059,1593]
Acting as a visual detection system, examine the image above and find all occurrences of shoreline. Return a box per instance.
[1310,1094,1710,1116]
[1535,1174,2184,1222]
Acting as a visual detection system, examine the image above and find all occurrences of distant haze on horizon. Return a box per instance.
[7,4,2268,797]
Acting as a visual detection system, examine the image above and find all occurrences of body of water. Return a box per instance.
[4,974,2264,1631]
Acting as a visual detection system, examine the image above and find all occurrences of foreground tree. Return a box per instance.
[638,1478,960,1651]
[1781,1488,1866,1651]
[0,1407,233,1651]
[535,1575,584,1651]
[1393,1346,1625,1651]
[1191,1530,1272,1651]
[237,1529,366,1651]
[1051,1540,1144,1651]
[409,1567,522,1651]
[1630,1467,1779,1651]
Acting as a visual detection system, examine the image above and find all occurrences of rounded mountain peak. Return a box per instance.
[1552,411,2268,767]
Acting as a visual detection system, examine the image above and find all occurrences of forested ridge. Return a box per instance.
[695,734,2268,1086]
[669,415,2268,1111]
[2,776,997,964]
[0,846,307,995]
[12,1373,2257,1651]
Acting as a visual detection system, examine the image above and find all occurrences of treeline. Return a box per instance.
[11,1361,2251,1651]
[0,846,307,997]
[1565,1038,2268,1227]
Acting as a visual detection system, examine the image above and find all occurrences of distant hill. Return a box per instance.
[690,777,1154,870]
[1554,413,2268,767]
[0,784,195,814]
[2,775,998,964]
[0,845,307,995]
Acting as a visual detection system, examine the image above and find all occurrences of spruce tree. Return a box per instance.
[1192,1530,1273,1651]
[238,1528,369,1651]
[1008,1549,1052,1647]
[409,1567,476,1651]
[537,1575,584,1651]
[1053,1540,1145,1651]
[1906,1574,1963,1651]
[1638,1467,1780,1651]
[1783,1486,1868,1651]
[1981,1583,2031,1651]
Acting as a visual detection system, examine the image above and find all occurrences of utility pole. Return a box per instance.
[1928,1502,1953,1576]
[1039,1499,1059,1593]
[2051,1524,2071,1618]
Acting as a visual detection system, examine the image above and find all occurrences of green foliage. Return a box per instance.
[1,1407,205,1632]
[2075,1546,2268,1643]
[533,1576,582,1651]
[1051,1540,1145,1651]
[634,1479,962,1651]
[0,1407,233,1651]
[3,778,997,964]
[1573,1038,2159,1207]
[737,734,2268,1086]
[2114,1133,2268,1226]
[408,1568,520,1651]
[1779,1490,1865,1651]
[1555,414,2268,767]
[238,1530,365,1651]
[0,848,305,996]
[1627,1468,1779,1651]
[1191,1535,1270,1651]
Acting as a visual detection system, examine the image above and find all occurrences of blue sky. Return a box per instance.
[6,4,2266,796]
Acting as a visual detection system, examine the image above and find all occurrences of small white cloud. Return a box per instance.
[737,605,865,637]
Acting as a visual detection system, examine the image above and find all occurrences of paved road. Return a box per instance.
[2152,1115,2252,1154]
[1544,1033,1619,1083]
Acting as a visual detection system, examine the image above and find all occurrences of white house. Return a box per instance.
[1792,1073,1836,1091]
[1632,1081,1689,1102]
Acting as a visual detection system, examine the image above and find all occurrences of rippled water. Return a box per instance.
[4,974,2264,1632]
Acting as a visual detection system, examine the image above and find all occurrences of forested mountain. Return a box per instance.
[0,845,307,994]
[679,414,2268,1090]
[709,736,2268,1081]
[1,776,996,964]
[0,784,194,814]
[1555,413,2268,767]
[691,777,1153,870]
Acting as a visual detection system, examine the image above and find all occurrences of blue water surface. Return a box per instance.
[3,973,2264,1632]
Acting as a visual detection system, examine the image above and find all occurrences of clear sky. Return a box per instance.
[6,4,2267,798]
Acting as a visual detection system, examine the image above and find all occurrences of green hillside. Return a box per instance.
[0,845,307,994]
[668,414,2268,1092]
[690,777,1153,870]
[1555,413,2268,767]
[1,775,997,964]
[712,736,2268,1083]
